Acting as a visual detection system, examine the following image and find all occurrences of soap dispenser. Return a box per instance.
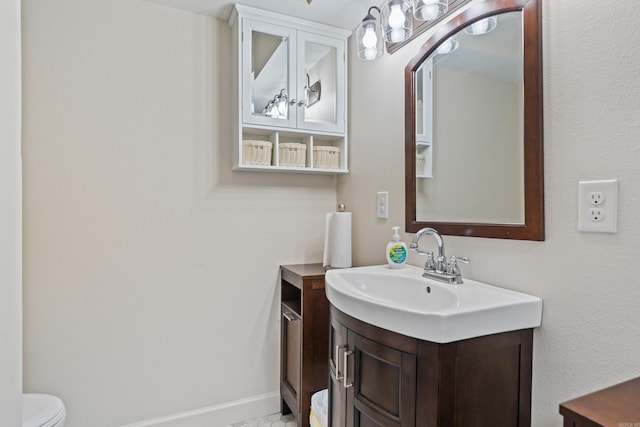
[386,226,407,269]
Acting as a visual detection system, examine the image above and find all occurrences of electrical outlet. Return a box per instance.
[587,207,604,222]
[377,192,389,219]
[587,191,605,205]
[578,179,617,233]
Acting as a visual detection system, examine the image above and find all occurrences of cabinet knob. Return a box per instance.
[298,100,306,107]
[289,99,297,105]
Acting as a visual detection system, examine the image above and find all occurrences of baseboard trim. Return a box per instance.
[120,391,281,427]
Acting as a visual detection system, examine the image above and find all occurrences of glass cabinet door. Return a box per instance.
[297,32,345,133]
[242,20,296,128]
[415,57,433,143]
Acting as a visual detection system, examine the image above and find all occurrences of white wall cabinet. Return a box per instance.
[230,5,350,173]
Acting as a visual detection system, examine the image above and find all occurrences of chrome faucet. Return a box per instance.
[410,227,469,284]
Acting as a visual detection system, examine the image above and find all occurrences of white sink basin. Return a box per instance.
[325,265,542,343]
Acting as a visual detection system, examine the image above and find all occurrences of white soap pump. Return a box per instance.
[386,226,407,269]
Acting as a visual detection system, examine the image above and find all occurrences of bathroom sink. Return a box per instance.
[325,265,542,343]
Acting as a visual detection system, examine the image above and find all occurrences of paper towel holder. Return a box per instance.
[324,204,352,269]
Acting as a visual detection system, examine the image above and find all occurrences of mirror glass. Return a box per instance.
[251,31,289,120]
[405,0,543,240]
[304,42,335,124]
[415,12,524,224]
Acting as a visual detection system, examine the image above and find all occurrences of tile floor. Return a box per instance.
[226,412,299,427]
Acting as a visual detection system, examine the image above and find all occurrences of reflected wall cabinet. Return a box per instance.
[415,57,433,178]
[229,5,350,173]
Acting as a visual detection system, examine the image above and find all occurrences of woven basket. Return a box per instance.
[242,140,272,166]
[279,143,307,167]
[313,146,340,169]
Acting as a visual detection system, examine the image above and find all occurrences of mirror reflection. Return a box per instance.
[415,11,525,224]
[304,42,336,124]
[250,32,338,125]
[251,31,289,119]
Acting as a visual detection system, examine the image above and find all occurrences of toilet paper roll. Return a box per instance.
[323,212,352,269]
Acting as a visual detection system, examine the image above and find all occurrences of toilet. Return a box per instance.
[22,394,66,427]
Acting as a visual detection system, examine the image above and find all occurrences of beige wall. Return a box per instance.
[341,1,640,426]
[1,0,22,425]
[22,0,335,426]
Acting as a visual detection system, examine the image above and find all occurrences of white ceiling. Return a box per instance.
[145,0,372,31]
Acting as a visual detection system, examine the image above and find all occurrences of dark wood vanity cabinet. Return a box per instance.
[280,264,329,427]
[560,376,640,427]
[329,306,534,427]
[329,311,417,427]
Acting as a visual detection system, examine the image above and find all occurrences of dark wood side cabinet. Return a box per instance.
[280,264,329,427]
[329,305,534,427]
[560,377,640,427]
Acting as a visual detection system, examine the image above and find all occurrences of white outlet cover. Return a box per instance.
[578,179,618,233]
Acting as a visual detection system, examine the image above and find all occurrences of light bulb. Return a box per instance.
[364,47,377,61]
[470,19,489,34]
[420,4,440,20]
[436,37,458,54]
[464,17,497,35]
[388,4,406,29]
[390,28,405,43]
[362,26,378,49]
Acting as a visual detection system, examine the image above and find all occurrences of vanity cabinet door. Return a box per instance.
[328,315,348,427]
[329,314,417,427]
[348,332,417,427]
[281,305,301,405]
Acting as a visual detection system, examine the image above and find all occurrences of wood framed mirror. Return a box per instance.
[405,0,543,240]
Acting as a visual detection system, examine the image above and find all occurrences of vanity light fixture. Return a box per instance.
[275,89,288,117]
[262,89,289,119]
[357,0,450,60]
[356,6,385,60]
[381,0,413,43]
[463,16,497,35]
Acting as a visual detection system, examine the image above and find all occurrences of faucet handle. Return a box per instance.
[446,256,470,275]
[424,251,436,271]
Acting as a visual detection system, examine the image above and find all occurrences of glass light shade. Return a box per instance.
[381,0,412,43]
[356,18,384,60]
[276,90,288,117]
[263,100,276,117]
[413,0,447,21]
[464,16,498,35]
[436,36,458,54]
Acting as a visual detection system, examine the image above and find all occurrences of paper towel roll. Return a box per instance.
[323,211,352,268]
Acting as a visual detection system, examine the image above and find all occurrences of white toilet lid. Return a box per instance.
[23,393,66,427]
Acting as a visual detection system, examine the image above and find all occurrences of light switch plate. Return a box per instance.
[377,192,389,219]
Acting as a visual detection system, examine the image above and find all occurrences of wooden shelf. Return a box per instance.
[560,377,640,427]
